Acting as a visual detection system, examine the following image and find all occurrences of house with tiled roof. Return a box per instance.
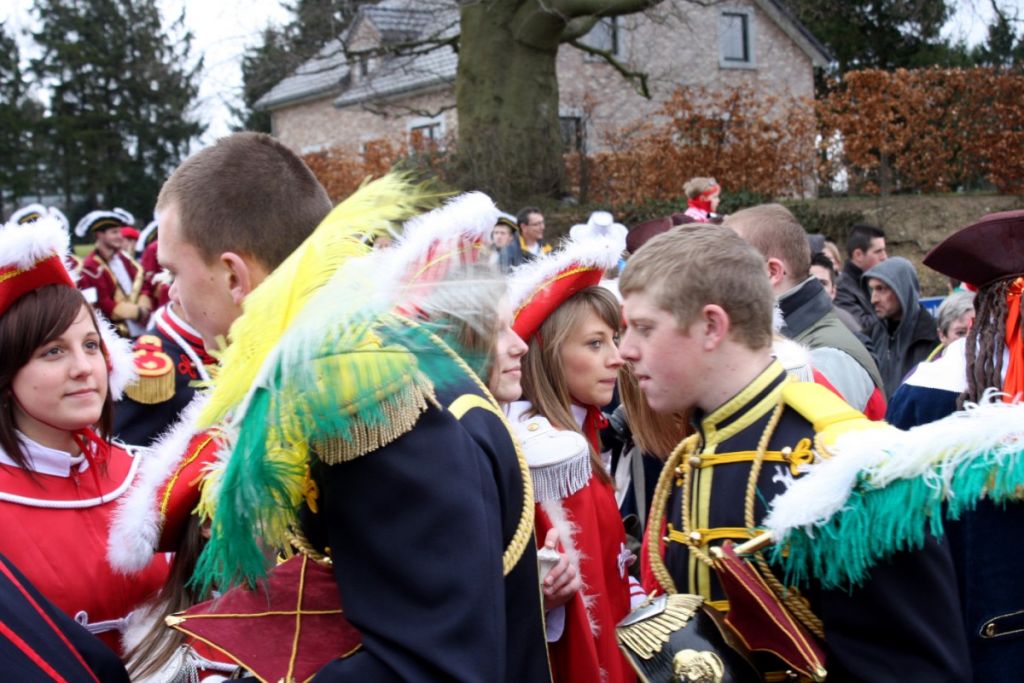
[257,0,829,158]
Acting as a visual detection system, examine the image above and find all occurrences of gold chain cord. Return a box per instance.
[647,400,824,639]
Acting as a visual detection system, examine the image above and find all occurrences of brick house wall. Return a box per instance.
[266,0,821,159]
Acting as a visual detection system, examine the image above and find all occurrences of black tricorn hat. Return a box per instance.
[924,209,1024,288]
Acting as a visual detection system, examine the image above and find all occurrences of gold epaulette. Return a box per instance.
[781,382,889,455]
[124,335,175,404]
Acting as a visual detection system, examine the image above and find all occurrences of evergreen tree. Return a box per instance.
[0,22,44,216]
[30,0,204,221]
[787,0,958,73]
[973,0,1024,68]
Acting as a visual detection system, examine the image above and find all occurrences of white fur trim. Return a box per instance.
[107,395,209,573]
[96,313,137,400]
[763,392,1024,539]
[507,233,623,312]
[0,214,72,272]
[541,499,600,636]
[772,337,814,382]
[382,191,498,285]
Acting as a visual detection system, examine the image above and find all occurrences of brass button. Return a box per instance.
[688,456,701,467]
[688,531,702,543]
[781,446,793,456]
[527,423,539,431]
[674,466,685,476]
[983,623,997,637]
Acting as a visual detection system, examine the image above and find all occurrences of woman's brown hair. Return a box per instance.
[520,286,620,483]
[0,285,113,469]
[617,366,689,459]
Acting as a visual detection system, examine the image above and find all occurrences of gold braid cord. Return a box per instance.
[393,317,534,577]
[743,401,826,641]
[645,435,700,595]
[646,401,824,640]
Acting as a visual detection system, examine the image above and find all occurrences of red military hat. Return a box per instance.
[0,214,77,319]
[924,209,1024,288]
[508,234,622,341]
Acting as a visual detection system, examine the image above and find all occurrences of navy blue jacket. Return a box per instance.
[305,379,551,682]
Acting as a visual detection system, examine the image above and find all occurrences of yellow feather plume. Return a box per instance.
[197,173,441,428]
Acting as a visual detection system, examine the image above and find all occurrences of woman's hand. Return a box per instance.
[541,528,581,611]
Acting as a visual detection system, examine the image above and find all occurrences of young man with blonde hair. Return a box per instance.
[618,224,969,682]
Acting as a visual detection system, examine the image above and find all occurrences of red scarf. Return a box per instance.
[1003,278,1024,401]
[582,406,608,454]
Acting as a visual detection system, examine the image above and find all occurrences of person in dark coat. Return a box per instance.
[887,209,1024,682]
[835,223,887,333]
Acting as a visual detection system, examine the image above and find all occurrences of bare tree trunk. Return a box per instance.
[455,1,565,205]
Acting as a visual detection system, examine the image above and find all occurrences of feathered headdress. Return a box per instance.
[507,233,622,341]
[762,392,1024,589]
[191,190,507,593]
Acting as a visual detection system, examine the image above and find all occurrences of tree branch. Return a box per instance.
[567,37,652,99]
[550,0,666,19]
[360,99,456,119]
[561,16,600,42]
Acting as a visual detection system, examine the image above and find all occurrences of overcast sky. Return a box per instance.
[1,0,1020,146]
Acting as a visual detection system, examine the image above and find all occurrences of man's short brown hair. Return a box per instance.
[723,204,810,281]
[619,224,774,350]
[157,132,332,270]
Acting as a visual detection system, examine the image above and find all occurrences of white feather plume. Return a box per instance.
[378,191,498,286]
[762,392,1024,540]
[0,214,72,272]
[95,313,137,400]
[107,395,209,573]
[506,233,624,313]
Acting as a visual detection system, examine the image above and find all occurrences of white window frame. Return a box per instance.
[718,7,756,70]
[406,116,446,152]
[580,16,620,60]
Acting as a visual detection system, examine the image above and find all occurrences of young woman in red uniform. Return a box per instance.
[0,215,168,654]
[506,236,639,683]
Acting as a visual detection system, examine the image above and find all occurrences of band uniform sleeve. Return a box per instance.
[310,402,508,682]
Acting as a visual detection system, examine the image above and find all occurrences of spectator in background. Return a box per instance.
[929,291,975,359]
[490,215,517,270]
[121,226,140,256]
[863,256,939,396]
[500,206,552,270]
[836,223,888,332]
[682,177,721,222]
[823,240,843,272]
[75,210,151,337]
[726,204,886,418]
[810,252,866,335]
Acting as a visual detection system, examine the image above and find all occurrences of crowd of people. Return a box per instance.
[0,132,1021,682]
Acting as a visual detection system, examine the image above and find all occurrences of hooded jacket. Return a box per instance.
[863,257,939,396]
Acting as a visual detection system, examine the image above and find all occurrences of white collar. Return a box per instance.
[0,433,88,478]
[570,403,587,429]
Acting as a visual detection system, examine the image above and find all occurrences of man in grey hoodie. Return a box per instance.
[863,256,939,396]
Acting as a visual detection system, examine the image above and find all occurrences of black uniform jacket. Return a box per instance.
[0,553,129,682]
[303,377,551,682]
[661,362,970,682]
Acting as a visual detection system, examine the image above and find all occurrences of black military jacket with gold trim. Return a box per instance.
[299,377,551,682]
[658,361,970,682]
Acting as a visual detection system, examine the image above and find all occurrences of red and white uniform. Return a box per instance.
[508,401,636,683]
[79,249,149,336]
[0,431,170,653]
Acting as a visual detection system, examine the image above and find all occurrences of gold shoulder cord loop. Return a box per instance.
[392,316,534,577]
[645,434,700,595]
[743,397,826,641]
